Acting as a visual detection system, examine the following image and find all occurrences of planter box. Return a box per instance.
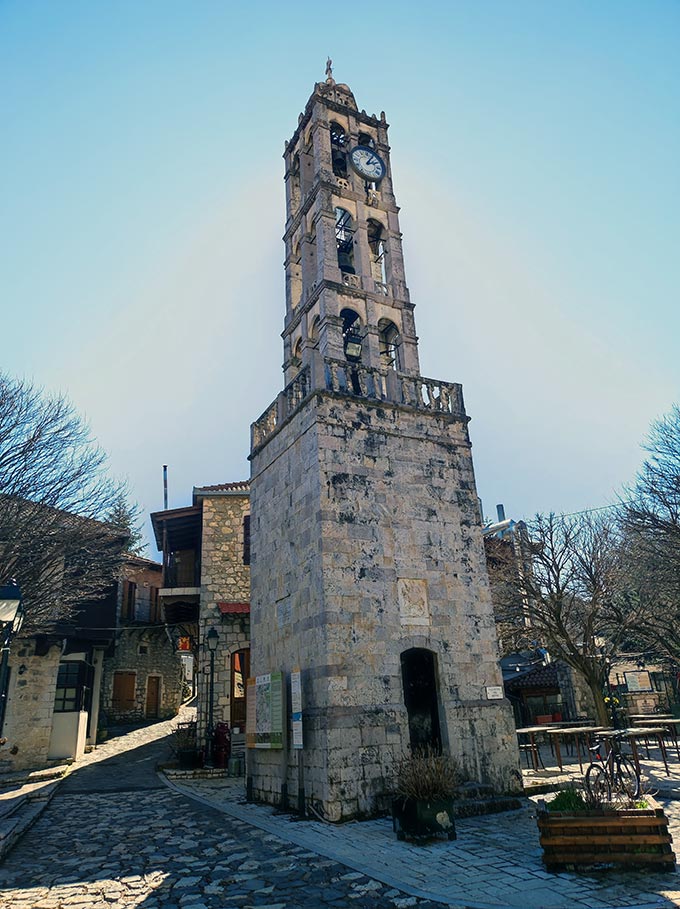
[392,797,456,841]
[537,805,676,870]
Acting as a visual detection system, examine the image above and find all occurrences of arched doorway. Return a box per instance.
[400,648,442,750]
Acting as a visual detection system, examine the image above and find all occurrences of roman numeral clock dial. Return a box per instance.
[349,145,386,182]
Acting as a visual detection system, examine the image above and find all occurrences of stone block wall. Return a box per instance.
[197,491,250,738]
[249,391,521,819]
[1,637,61,771]
[100,628,183,723]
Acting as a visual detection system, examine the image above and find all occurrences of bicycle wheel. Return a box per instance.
[585,764,611,803]
[614,757,640,799]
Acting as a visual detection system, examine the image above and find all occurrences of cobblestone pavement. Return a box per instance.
[0,718,448,909]
[1,716,680,909]
[172,776,680,909]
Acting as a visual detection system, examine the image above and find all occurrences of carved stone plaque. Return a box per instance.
[398,578,430,626]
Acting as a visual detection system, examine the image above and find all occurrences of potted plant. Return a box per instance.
[537,786,676,870]
[391,747,459,841]
[172,721,199,770]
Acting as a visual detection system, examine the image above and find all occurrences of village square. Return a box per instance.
[1,3,679,908]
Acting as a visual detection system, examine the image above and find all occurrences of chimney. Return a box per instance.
[496,503,506,522]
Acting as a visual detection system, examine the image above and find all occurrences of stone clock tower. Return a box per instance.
[248,67,520,821]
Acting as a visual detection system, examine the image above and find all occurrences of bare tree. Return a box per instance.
[620,405,680,663]
[491,511,649,725]
[0,374,129,632]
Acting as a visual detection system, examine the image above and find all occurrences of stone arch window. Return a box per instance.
[292,337,303,371]
[367,219,387,284]
[330,121,348,178]
[289,153,301,213]
[378,319,401,371]
[290,238,302,309]
[340,308,362,363]
[309,315,321,348]
[335,208,355,274]
[358,132,375,149]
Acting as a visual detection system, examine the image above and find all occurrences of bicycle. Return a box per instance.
[584,731,640,802]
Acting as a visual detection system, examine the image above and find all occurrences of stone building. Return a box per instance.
[2,579,118,772]
[100,555,184,726]
[151,482,251,753]
[248,70,521,821]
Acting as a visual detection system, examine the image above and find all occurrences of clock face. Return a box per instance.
[349,146,386,182]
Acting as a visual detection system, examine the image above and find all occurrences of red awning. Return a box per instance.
[217,602,250,615]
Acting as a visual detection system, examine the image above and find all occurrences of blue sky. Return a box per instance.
[2,1,678,552]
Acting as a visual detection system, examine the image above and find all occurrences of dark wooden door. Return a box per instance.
[112,671,136,713]
[145,676,160,718]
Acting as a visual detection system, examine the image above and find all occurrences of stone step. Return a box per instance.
[453,782,496,801]
[0,763,68,791]
[0,779,59,861]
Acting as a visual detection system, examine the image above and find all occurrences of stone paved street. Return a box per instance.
[1,717,680,909]
[0,718,448,909]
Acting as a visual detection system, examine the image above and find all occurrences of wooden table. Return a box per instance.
[634,717,680,761]
[515,725,557,771]
[630,713,673,721]
[601,727,670,776]
[544,725,607,772]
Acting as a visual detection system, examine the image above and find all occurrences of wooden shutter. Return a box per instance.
[112,671,136,711]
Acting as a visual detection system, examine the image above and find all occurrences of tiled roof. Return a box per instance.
[505,662,559,690]
[195,481,249,493]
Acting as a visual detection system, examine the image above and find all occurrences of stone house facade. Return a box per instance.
[1,584,119,772]
[195,484,251,748]
[100,556,184,726]
[2,638,62,771]
[151,483,251,754]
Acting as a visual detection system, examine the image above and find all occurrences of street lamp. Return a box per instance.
[0,581,24,736]
[204,626,219,768]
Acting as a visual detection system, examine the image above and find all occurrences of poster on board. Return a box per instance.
[291,668,303,749]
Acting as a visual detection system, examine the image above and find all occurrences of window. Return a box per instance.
[367,219,387,284]
[309,315,320,348]
[54,662,84,713]
[330,121,347,178]
[292,338,303,370]
[138,644,149,656]
[112,671,136,713]
[379,319,401,371]
[358,132,375,149]
[243,514,251,566]
[341,308,363,380]
[335,208,355,274]
[167,549,198,587]
[121,580,136,621]
[149,586,161,623]
[290,239,302,309]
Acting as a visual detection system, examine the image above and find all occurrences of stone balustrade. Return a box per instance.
[251,359,465,451]
[324,359,465,416]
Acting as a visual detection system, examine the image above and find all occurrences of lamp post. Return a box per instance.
[0,581,24,736]
[204,626,219,768]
